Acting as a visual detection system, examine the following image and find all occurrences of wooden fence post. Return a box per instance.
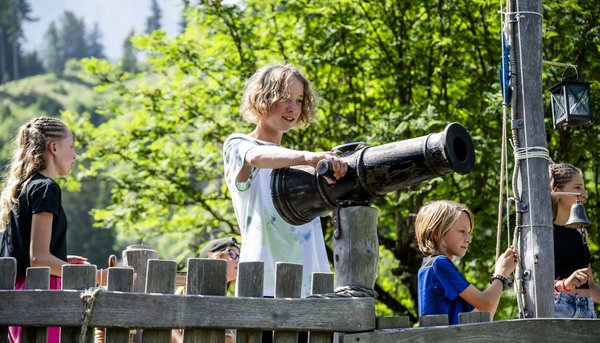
[419,314,448,327]
[273,262,303,343]
[0,257,16,343]
[141,259,176,343]
[458,311,490,324]
[104,267,135,343]
[333,206,379,291]
[61,264,97,343]
[236,261,264,343]
[122,245,157,343]
[309,273,334,343]
[22,267,50,343]
[122,245,158,293]
[184,258,228,343]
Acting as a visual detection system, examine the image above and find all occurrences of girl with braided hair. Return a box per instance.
[549,163,600,318]
[0,116,105,342]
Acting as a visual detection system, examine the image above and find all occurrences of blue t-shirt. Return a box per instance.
[418,255,473,325]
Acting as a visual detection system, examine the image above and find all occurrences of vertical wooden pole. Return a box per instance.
[235,261,263,343]
[508,0,554,318]
[333,206,378,343]
[105,267,134,343]
[309,273,334,343]
[184,258,228,343]
[122,245,158,293]
[123,245,158,343]
[142,259,176,343]
[61,264,97,343]
[273,262,303,343]
[333,206,379,290]
[22,267,50,343]
[0,257,16,343]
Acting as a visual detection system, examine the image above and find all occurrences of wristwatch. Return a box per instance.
[490,274,509,290]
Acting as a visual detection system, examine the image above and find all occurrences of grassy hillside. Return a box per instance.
[0,73,118,267]
[0,73,99,159]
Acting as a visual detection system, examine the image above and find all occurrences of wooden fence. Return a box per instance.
[2,245,599,343]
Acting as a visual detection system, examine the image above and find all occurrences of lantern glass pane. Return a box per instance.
[566,84,590,117]
[551,89,567,122]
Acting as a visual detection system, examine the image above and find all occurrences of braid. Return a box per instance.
[549,163,582,221]
[0,116,69,230]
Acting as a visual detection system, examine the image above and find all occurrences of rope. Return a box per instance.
[307,285,378,299]
[496,2,510,261]
[80,287,104,343]
[513,146,551,162]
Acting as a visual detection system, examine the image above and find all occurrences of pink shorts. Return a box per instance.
[9,275,62,343]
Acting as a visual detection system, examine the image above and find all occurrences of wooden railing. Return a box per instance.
[0,252,375,343]
[2,245,599,343]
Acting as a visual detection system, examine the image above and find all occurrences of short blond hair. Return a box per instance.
[414,200,474,256]
[240,64,317,127]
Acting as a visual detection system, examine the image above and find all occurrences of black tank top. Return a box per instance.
[554,224,591,288]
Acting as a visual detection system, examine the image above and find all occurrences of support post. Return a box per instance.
[333,206,379,291]
[508,0,554,318]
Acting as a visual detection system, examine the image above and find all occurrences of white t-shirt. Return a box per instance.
[223,133,330,297]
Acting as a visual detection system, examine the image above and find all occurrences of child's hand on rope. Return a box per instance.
[495,245,519,277]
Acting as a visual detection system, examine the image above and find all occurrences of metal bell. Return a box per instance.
[564,200,592,228]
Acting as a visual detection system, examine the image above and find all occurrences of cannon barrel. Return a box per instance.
[271,122,476,225]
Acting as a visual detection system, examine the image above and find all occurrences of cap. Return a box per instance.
[199,237,240,258]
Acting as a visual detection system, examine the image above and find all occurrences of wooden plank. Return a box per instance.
[340,319,600,343]
[0,258,16,289]
[458,311,489,324]
[0,257,16,343]
[419,314,448,327]
[333,206,379,290]
[142,259,176,343]
[105,267,134,343]
[0,290,375,331]
[308,273,334,343]
[273,262,303,343]
[22,267,50,343]
[122,245,157,293]
[61,264,97,343]
[123,246,157,343]
[184,258,227,343]
[236,261,264,343]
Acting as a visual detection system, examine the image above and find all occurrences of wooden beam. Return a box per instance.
[340,319,600,342]
[0,290,375,331]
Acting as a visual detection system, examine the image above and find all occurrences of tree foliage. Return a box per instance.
[0,0,35,83]
[66,0,600,320]
[42,11,106,75]
[145,0,163,34]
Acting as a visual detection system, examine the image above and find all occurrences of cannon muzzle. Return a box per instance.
[271,122,476,225]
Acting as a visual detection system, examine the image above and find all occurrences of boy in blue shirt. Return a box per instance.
[415,200,518,324]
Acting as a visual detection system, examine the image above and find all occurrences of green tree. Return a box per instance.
[0,0,34,83]
[121,30,138,73]
[67,0,600,320]
[145,0,162,33]
[42,11,106,75]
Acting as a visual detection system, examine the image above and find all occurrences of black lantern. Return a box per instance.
[549,79,592,128]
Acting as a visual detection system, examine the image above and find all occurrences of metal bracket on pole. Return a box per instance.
[511,118,524,129]
[516,201,529,213]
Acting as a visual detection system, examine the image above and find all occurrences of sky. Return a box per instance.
[22,0,184,62]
